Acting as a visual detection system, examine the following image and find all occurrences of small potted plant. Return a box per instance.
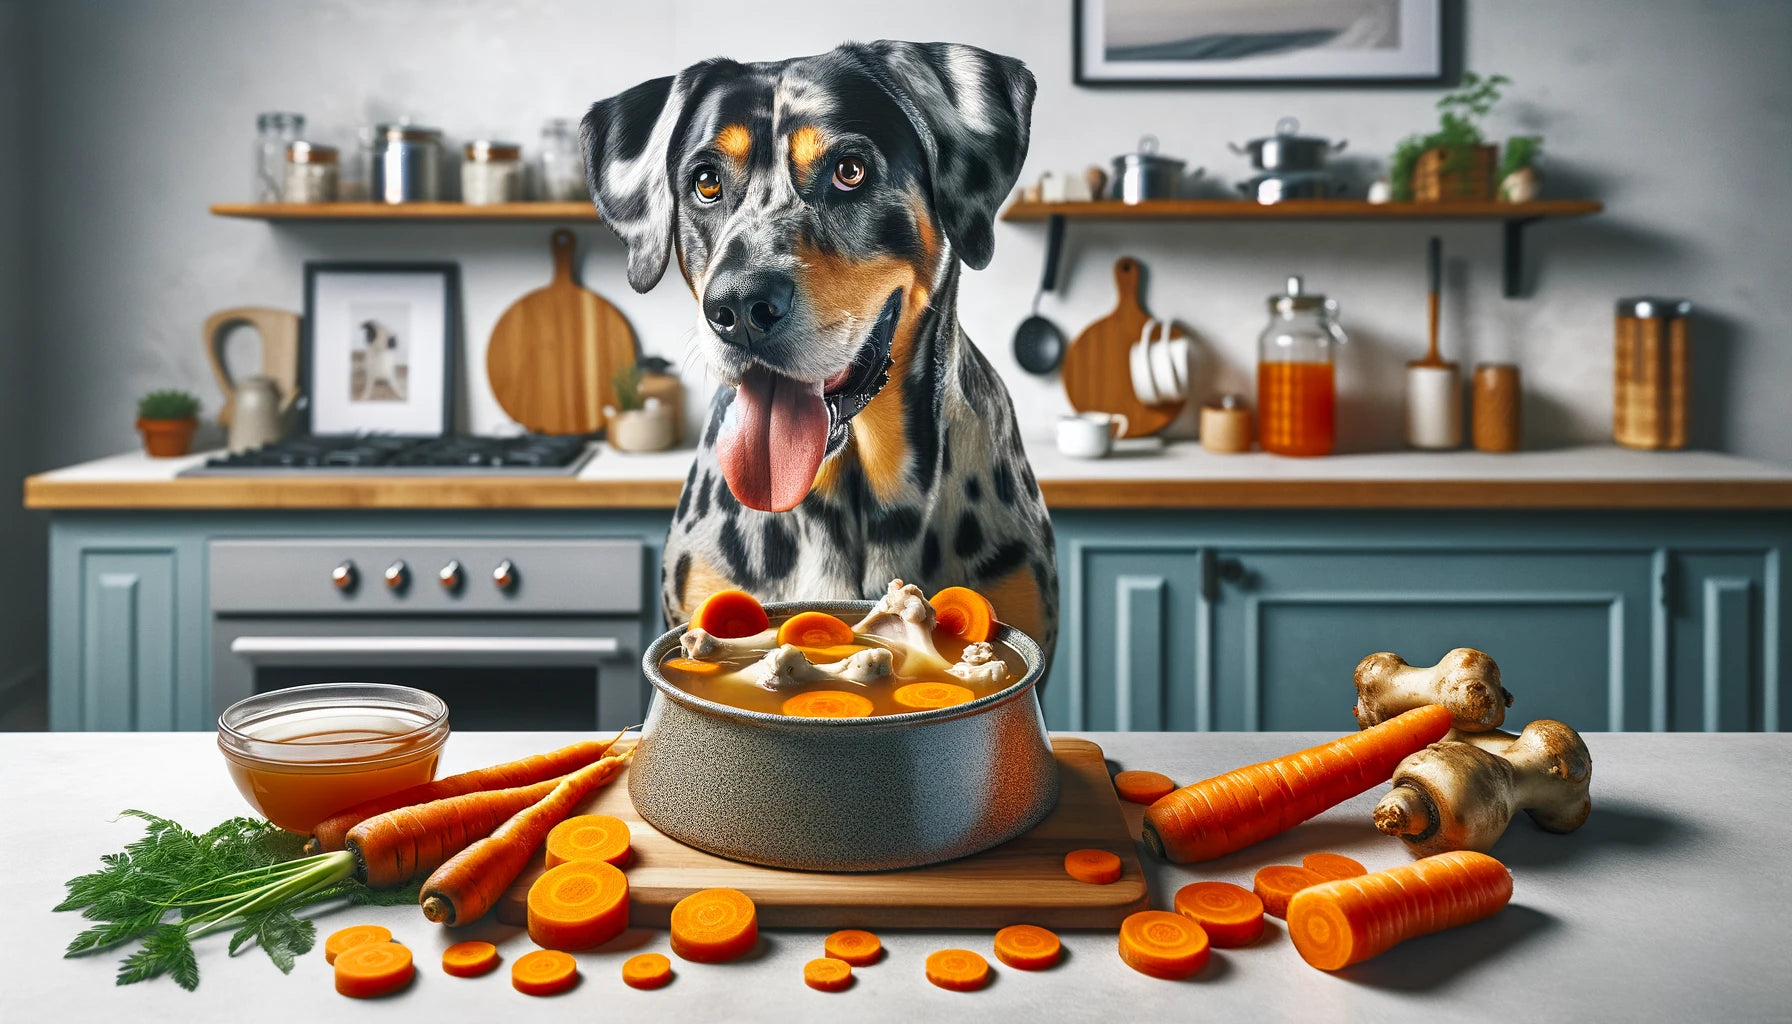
[1497,135,1543,203]
[603,365,676,453]
[1391,72,1518,202]
[136,388,201,457]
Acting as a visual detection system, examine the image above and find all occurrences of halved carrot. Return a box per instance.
[669,887,758,963]
[441,940,499,977]
[925,948,991,991]
[1118,911,1210,980]
[930,586,996,642]
[892,681,975,711]
[528,860,629,951]
[1302,851,1367,881]
[781,690,874,718]
[777,611,855,648]
[545,814,633,868]
[323,923,391,965]
[823,929,883,966]
[621,952,673,990]
[803,957,854,992]
[511,948,578,996]
[1173,881,1264,948]
[664,657,723,675]
[333,941,414,998]
[1254,864,1326,919]
[691,589,769,638]
[1064,848,1122,884]
[1287,850,1513,971]
[1114,770,1176,805]
[993,924,1061,970]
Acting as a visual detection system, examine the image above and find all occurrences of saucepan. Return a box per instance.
[630,600,1059,871]
[1230,117,1347,174]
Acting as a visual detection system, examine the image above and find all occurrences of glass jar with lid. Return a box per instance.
[536,118,586,201]
[281,141,338,203]
[252,111,305,202]
[1257,275,1347,457]
[461,140,522,205]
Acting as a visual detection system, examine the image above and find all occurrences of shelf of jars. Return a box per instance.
[209,201,600,221]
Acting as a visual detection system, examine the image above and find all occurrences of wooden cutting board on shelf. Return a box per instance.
[1062,256,1186,437]
[486,229,637,434]
[498,737,1148,930]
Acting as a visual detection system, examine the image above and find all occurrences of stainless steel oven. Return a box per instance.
[209,538,647,730]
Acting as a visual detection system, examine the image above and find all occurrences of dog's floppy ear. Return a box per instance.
[858,41,1035,271]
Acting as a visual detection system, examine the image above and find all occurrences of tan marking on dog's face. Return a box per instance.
[788,125,826,183]
[715,123,751,164]
[679,556,741,621]
[983,566,1047,647]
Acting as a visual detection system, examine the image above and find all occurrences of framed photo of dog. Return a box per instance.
[302,262,458,435]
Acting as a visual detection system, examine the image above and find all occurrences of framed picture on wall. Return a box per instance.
[1075,0,1446,86]
[302,262,459,436]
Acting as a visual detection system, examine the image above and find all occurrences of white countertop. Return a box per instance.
[3,730,1787,1023]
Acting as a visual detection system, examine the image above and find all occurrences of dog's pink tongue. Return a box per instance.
[717,365,829,513]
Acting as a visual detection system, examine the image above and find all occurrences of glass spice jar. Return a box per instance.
[281,141,338,203]
[252,111,305,202]
[461,140,522,205]
[1257,276,1347,457]
[536,118,586,201]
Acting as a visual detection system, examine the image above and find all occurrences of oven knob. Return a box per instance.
[331,560,358,592]
[384,560,409,591]
[438,560,463,591]
[492,559,518,593]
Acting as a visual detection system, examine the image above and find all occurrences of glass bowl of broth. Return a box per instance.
[217,683,450,833]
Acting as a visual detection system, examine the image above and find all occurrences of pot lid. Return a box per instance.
[1244,116,1336,148]
[1113,134,1185,168]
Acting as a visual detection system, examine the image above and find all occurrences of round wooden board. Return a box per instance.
[487,229,638,435]
[1062,257,1186,437]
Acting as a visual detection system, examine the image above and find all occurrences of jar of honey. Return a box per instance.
[1257,276,1346,456]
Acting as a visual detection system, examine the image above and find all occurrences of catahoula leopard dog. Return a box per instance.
[582,40,1057,654]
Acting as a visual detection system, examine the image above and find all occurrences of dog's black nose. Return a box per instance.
[704,269,794,346]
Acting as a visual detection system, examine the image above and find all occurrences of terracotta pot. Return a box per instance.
[138,416,199,457]
[1413,145,1496,202]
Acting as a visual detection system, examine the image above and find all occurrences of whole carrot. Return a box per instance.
[1142,705,1453,863]
[1287,850,1512,970]
[420,747,634,926]
[309,731,627,852]
[346,775,564,888]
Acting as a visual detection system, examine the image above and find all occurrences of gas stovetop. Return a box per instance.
[180,435,596,476]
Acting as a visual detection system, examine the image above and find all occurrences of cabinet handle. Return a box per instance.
[229,635,621,666]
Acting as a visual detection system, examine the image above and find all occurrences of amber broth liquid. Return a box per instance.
[660,616,1026,718]
[1258,360,1336,456]
[223,711,442,833]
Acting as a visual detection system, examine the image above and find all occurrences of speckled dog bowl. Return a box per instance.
[630,600,1059,872]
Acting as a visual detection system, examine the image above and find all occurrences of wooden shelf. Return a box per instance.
[210,201,600,222]
[1000,198,1602,222]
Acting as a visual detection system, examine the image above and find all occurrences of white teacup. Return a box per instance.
[1057,411,1129,458]
[1131,319,1190,406]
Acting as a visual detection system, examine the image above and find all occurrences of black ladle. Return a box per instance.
[1013,215,1067,374]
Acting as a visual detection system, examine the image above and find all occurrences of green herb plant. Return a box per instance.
[1389,72,1524,200]
[613,363,645,412]
[137,389,201,421]
[1499,134,1543,180]
[57,811,415,990]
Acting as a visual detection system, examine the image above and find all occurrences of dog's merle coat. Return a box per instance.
[583,41,1058,651]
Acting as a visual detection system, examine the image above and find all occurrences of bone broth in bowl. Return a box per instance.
[632,580,1059,871]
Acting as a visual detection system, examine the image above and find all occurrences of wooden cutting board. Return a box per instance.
[1062,256,1186,437]
[486,229,637,435]
[498,737,1149,930]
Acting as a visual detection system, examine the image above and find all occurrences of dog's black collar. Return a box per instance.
[822,288,900,459]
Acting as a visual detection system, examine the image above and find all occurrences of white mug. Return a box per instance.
[1057,411,1129,458]
[1131,319,1190,406]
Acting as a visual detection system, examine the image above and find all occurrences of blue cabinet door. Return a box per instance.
[1666,551,1777,731]
[56,550,180,730]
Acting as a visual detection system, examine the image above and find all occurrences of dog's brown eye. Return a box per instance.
[832,155,867,191]
[692,165,722,203]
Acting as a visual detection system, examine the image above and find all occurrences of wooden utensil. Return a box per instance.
[204,307,300,426]
[1418,236,1445,368]
[487,229,637,435]
[498,737,1148,929]
[1063,257,1185,437]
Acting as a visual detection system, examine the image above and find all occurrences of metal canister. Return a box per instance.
[371,123,443,203]
[1110,135,1186,204]
[1613,298,1692,449]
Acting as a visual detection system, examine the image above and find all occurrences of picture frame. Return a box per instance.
[302,262,459,436]
[1075,0,1447,87]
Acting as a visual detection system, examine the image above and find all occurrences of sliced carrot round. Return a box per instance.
[621,952,673,990]
[1064,847,1122,884]
[796,643,868,662]
[664,656,722,674]
[545,813,633,868]
[1119,910,1210,980]
[925,948,991,991]
[803,956,854,992]
[527,860,630,951]
[823,929,883,966]
[930,586,996,642]
[993,924,1061,970]
[691,589,769,638]
[323,923,391,965]
[777,611,855,648]
[1173,881,1265,948]
[669,887,758,963]
[333,940,414,998]
[1114,770,1177,805]
[781,690,874,719]
[892,681,976,711]
[511,948,579,996]
[440,940,499,978]
[1254,864,1326,919]
[1303,851,1367,881]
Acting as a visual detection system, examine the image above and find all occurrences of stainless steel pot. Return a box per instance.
[630,600,1060,871]
[1229,117,1346,174]
[1111,135,1189,204]
[371,123,442,203]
